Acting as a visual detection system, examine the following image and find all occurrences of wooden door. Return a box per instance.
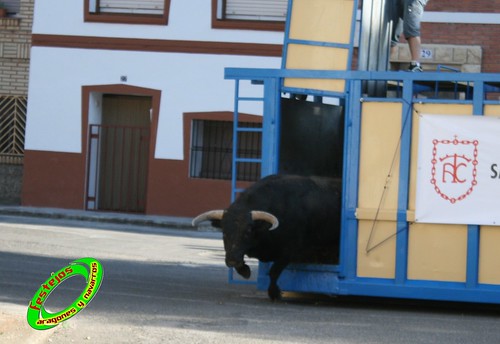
[97,95,151,212]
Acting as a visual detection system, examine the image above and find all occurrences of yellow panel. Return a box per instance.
[485,104,500,116]
[356,102,402,279]
[284,0,354,93]
[357,220,396,278]
[284,44,347,92]
[289,0,354,44]
[407,223,467,282]
[407,104,473,211]
[358,102,402,211]
[479,226,500,284]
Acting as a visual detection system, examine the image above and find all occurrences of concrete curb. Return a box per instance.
[0,206,216,231]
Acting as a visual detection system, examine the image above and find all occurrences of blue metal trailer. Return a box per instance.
[224,0,500,304]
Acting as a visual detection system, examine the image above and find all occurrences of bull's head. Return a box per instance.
[192,209,279,279]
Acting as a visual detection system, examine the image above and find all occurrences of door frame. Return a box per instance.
[82,84,161,211]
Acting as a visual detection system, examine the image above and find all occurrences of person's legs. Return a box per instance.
[403,0,427,70]
[407,36,421,62]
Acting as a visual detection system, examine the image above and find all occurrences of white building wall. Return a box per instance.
[27,0,283,160]
[32,0,284,44]
[26,48,281,159]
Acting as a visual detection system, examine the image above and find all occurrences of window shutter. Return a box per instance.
[99,0,164,15]
[3,0,21,14]
[225,0,288,21]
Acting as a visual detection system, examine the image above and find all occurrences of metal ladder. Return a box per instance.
[227,76,281,285]
[230,79,265,203]
[228,79,265,285]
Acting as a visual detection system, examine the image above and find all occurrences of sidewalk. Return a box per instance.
[0,205,206,231]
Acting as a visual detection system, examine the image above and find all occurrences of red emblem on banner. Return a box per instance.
[430,136,478,204]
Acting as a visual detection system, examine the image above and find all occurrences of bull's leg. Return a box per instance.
[234,263,251,279]
[268,259,289,301]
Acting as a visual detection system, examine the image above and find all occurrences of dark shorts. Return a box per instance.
[391,0,429,46]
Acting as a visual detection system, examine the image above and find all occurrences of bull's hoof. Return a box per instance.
[235,264,251,279]
[267,285,282,301]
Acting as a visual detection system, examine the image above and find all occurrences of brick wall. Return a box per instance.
[421,23,500,73]
[391,43,482,73]
[390,1,500,72]
[0,0,33,96]
[426,1,500,13]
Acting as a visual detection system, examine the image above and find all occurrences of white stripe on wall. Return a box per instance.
[423,12,500,25]
[355,10,500,25]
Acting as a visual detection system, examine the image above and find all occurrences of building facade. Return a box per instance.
[22,0,499,217]
[0,0,32,204]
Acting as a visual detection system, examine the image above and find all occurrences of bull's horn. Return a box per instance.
[251,211,279,231]
[192,210,224,226]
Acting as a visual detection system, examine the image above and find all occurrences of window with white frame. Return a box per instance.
[217,0,288,22]
[89,0,164,15]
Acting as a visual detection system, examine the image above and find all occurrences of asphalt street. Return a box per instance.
[1,214,500,344]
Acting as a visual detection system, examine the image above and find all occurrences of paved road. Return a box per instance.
[1,215,500,344]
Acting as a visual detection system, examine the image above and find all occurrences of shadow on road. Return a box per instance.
[4,249,500,317]
[0,214,220,239]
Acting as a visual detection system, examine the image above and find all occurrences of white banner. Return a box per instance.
[415,114,500,225]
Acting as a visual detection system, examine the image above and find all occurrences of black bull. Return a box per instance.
[192,174,342,300]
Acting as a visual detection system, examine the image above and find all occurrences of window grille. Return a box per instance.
[0,96,26,165]
[190,120,262,181]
